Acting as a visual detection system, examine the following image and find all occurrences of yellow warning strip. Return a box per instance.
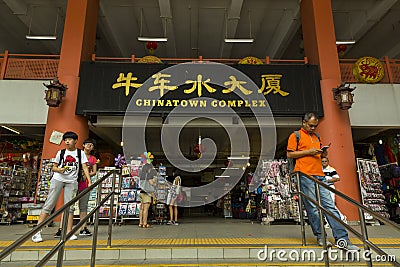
[42,263,393,267]
[1,237,399,249]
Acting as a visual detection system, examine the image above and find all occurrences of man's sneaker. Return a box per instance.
[32,231,43,243]
[79,227,92,236]
[174,221,179,225]
[69,234,78,241]
[54,228,62,238]
[336,239,360,251]
[317,238,332,247]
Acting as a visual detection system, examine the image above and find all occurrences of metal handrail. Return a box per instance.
[0,169,119,267]
[292,171,400,267]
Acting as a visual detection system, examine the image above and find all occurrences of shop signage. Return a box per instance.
[76,62,323,117]
[353,56,384,83]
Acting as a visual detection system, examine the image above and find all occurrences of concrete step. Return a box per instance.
[1,238,399,266]
[0,259,397,267]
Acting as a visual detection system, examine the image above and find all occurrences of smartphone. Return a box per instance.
[321,143,331,151]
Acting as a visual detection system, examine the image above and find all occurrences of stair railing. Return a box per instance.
[293,171,400,267]
[0,168,119,267]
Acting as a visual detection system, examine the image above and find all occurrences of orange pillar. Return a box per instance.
[41,0,99,218]
[300,0,361,221]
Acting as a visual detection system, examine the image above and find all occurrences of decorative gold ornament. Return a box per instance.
[353,56,384,83]
[138,55,162,64]
[238,56,263,65]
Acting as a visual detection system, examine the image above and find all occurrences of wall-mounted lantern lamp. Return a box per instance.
[332,82,356,110]
[44,77,67,107]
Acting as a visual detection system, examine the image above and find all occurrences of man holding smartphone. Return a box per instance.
[287,112,359,251]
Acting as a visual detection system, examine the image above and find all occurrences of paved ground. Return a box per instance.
[0,217,399,244]
[0,218,399,267]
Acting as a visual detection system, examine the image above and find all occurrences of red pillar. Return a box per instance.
[301,0,361,220]
[41,0,99,218]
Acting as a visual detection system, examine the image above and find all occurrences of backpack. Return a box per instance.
[58,149,83,182]
[141,179,155,194]
[287,131,321,174]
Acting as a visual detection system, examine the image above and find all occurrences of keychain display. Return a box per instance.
[255,160,299,224]
[356,158,390,222]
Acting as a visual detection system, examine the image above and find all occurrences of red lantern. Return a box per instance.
[224,160,233,167]
[146,41,158,54]
[193,144,205,154]
[336,44,347,53]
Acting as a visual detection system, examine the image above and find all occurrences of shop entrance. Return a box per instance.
[90,116,301,223]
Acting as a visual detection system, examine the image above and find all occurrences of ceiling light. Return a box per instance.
[138,9,167,42]
[227,156,250,160]
[336,40,356,45]
[26,35,57,40]
[224,11,254,44]
[224,38,254,43]
[221,167,239,170]
[138,37,168,42]
[215,175,230,178]
[26,6,59,41]
[1,125,21,134]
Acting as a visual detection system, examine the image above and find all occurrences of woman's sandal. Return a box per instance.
[138,224,143,228]
[144,224,152,228]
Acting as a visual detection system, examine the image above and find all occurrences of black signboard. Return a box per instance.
[76,62,323,117]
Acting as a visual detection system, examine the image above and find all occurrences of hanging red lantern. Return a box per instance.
[146,41,158,54]
[336,44,347,58]
[336,44,347,53]
[193,144,205,154]
[224,160,233,167]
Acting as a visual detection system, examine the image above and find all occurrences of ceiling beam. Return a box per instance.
[220,0,244,58]
[264,6,301,58]
[2,0,59,53]
[98,3,124,57]
[158,0,176,57]
[346,0,399,55]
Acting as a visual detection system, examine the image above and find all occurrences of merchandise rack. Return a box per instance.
[356,158,390,225]
[257,159,300,225]
[117,161,141,225]
[153,165,167,224]
[1,164,36,224]
[96,168,120,224]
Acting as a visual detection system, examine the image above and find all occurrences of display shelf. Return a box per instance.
[256,160,299,224]
[36,160,53,204]
[0,165,35,224]
[153,165,167,224]
[97,168,120,223]
[118,160,141,224]
[357,158,390,224]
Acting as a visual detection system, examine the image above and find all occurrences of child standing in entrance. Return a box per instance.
[167,176,181,225]
[32,131,90,242]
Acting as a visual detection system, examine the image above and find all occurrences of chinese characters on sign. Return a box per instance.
[112,72,142,96]
[112,72,290,97]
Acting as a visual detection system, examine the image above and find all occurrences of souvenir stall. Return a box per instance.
[379,162,400,222]
[117,158,141,225]
[0,141,41,224]
[251,159,300,225]
[356,158,390,224]
[153,164,168,224]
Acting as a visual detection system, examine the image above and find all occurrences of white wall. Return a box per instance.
[0,80,49,124]
[0,80,399,128]
[349,84,400,127]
